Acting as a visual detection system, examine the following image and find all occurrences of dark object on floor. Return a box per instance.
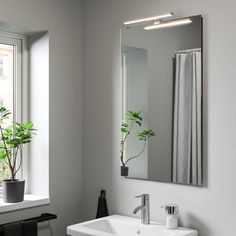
[96,189,109,218]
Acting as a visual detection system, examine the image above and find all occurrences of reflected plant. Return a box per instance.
[120,111,156,166]
[0,107,37,181]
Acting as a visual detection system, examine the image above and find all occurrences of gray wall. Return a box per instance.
[0,1,83,236]
[82,0,236,236]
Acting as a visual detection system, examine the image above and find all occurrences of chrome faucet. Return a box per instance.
[133,194,150,225]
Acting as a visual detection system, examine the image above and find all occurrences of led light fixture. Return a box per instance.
[144,18,192,30]
[123,13,173,25]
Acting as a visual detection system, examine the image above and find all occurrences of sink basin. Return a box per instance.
[67,215,198,236]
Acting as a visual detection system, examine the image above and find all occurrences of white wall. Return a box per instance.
[0,1,83,236]
[82,0,236,236]
[29,32,49,197]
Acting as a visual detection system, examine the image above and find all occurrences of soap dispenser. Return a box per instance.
[161,204,178,229]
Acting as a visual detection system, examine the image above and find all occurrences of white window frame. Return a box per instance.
[0,31,29,193]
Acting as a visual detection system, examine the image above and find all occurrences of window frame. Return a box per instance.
[0,31,29,193]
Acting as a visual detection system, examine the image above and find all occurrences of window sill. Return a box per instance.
[0,194,50,213]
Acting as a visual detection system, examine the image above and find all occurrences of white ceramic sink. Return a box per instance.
[67,215,198,236]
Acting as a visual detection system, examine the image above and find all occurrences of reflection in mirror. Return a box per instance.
[121,15,203,186]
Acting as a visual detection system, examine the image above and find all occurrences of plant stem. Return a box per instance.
[120,120,134,166]
[123,120,134,143]
[124,140,147,166]
[0,124,14,181]
[14,148,22,179]
[13,146,19,173]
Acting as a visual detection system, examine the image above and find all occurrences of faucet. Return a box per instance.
[133,194,150,225]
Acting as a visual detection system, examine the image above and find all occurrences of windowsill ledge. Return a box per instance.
[0,194,50,213]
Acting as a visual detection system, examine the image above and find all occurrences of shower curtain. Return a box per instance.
[172,48,202,185]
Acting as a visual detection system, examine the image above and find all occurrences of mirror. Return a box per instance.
[121,15,203,186]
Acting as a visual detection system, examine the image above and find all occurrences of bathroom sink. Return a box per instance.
[67,215,198,236]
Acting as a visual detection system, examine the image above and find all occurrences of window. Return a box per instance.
[0,29,49,211]
[0,32,27,186]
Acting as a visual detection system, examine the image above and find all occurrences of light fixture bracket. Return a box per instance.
[153,20,161,25]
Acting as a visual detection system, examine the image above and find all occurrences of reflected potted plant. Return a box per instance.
[120,111,156,177]
[0,107,37,203]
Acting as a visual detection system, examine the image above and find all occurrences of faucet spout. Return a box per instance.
[133,205,146,214]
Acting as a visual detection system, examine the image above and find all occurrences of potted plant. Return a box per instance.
[120,111,156,176]
[0,107,37,203]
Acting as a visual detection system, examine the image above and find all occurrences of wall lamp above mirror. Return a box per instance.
[120,14,203,187]
[123,13,174,25]
[123,13,192,31]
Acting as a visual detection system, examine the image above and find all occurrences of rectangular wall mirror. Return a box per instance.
[121,15,203,186]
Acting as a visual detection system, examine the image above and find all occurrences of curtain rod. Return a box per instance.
[175,48,201,54]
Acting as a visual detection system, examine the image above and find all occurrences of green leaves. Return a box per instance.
[137,130,156,141]
[121,123,129,133]
[125,111,143,127]
[124,111,142,122]
[0,148,6,160]
[120,111,156,140]
[0,107,11,121]
[121,111,143,134]
[3,121,36,148]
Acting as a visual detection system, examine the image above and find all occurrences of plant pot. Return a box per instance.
[121,166,129,176]
[3,179,25,203]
